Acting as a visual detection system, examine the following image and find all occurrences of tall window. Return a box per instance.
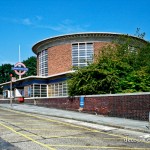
[48,82,68,97]
[72,43,93,67]
[38,50,48,76]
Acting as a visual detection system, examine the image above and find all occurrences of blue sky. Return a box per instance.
[0,0,150,65]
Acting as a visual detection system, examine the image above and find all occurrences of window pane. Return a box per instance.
[79,50,85,56]
[79,58,86,63]
[72,43,93,67]
[38,49,48,76]
[79,43,85,49]
[30,84,47,97]
[48,82,68,97]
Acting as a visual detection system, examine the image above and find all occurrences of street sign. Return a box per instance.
[12,67,28,71]
[80,96,85,108]
[12,62,28,76]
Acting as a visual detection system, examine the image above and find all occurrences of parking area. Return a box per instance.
[0,108,150,150]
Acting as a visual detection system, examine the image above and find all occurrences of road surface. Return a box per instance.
[0,108,150,150]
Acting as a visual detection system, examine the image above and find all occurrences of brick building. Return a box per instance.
[0,32,147,99]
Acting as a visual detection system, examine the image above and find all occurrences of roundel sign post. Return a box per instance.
[12,62,28,79]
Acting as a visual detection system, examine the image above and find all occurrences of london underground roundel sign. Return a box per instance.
[12,62,28,76]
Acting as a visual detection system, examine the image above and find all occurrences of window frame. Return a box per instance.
[30,84,47,98]
[48,81,68,97]
[72,42,94,67]
[38,49,48,76]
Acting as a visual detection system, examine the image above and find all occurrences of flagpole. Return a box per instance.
[19,44,21,62]
[19,45,21,79]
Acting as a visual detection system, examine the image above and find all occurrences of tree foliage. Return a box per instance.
[68,35,150,96]
[0,64,16,84]
[0,56,37,94]
[22,56,37,77]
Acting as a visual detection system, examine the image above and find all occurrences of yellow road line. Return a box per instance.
[23,128,81,131]
[0,122,56,150]
[24,134,38,137]
[11,123,54,125]
[12,124,64,127]
[42,136,85,139]
[24,134,85,139]
[1,108,150,144]
[1,108,99,132]
[24,124,64,126]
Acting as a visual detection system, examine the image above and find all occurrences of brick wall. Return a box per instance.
[23,93,150,121]
[48,44,72,75]
[36,42,112,76]
[25,97,79,111]
[0,99,10,104]
[94,42,110,56]
[1,93,149,121]
[83,95,150,121]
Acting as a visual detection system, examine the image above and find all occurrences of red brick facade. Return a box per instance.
[94,42,110,57]
[48,44,72,75]
[37,42,111,76]
[32,33,147,76]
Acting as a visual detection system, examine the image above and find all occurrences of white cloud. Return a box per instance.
[0,17,32,26]
[34,19,88,33]
[1,16,89,33]
[51,19,86,33]
[35,15,42,21]
[22,18,32,25]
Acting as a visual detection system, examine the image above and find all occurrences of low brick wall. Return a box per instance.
[83,94,150,121]
[1,93,150,121]
[25,97,80,111]
[0,99,10,104]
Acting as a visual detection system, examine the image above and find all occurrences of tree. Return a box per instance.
[67,35,150,96]
[0,56,37,94]
[22,56,37,77]
[134,28,145,39]
[0,64,16,94]
[0,64,15,83]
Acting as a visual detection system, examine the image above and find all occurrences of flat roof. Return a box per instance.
[32,32,148,54]
[0,70,75,86]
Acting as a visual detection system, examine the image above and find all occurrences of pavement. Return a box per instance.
[0,103,150,133]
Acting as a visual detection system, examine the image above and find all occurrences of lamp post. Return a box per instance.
[10,74,13,107]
